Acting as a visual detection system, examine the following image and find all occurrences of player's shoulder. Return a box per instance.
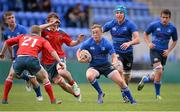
[126,18,133,23]
[57,28,70,36]
[82,38,94,46]
[105,19,117,25]
[3,26,11,34]
[102,37,111,44]
[17,24,27,30]
[168,22,177,29]
[149,20,159,26]
[85,38,93,43]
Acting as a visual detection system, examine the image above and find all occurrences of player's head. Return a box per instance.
[160,9,171,26]
[114,5,127,22]
[3,11,16,26]
[30,25,42,36]
[47,12,60,31]
[91,24,102,42]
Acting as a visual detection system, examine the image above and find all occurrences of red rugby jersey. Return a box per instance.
[41,29,72,64]
[5,34,55,58]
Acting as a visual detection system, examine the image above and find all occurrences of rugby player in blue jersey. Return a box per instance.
[77,24,136,104]
[102,5,140,102]
[1,11,42,104]
[137,9,178,100]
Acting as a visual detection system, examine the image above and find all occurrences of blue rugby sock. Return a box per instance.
[33,85,42,97]
[21,74,30,82]
[122,87,134,103]
[143,76,151,83]
[91,79,103,95]
[154,81,161,96]
[121,90,126,98]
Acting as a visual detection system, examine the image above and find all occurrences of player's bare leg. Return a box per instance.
[37,67,61,104]
[86,68,104,104]
[2,66,14,104]
[108,70,136,104]
[57,64,81,99]
[28,76,43,101]
[153,62,163,100]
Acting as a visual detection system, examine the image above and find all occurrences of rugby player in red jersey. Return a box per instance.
[39,12,84,101]
[0,25,63,104]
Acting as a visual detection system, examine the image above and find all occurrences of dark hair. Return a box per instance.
[47,12,60,22]
[161,9,171,17]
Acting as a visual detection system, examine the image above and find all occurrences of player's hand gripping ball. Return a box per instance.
[79,50,92,63]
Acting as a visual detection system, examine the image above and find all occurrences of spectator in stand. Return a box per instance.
[64,3,90,28]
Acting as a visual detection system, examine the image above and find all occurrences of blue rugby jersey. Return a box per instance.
[103,19,137,53]
[145,20,178,51]
[2,24,27,58]
[80,37,115,67]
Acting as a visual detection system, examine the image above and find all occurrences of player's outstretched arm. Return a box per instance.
[69,34,84,47]
[39,19,60,30]
[163,41,177,57]
[0,42,9,59]
[131,31,140,45]
[144,32,155,49]
[51,51,65,69]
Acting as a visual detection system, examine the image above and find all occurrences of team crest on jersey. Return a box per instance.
[8,35,11,39]
[58,35,63,40]
[167,29,171,33]
[156,28,161,31]
[101,47,105,51]
[45,35,49,39]
[90,46,95,50]
[17,32,20,35]
[112,27,116,31]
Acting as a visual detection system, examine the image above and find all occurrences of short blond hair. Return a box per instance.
[30,25,41,35]
[90,24,102,32]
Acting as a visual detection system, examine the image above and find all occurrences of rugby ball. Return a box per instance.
[79,50,92,63]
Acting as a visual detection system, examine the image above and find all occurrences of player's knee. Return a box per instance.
[86,74,95,82]
[153,64,163,73]
[53,76,64,84]
[7,74,14,80]
[8,73,14,78]
[113,61,123,72]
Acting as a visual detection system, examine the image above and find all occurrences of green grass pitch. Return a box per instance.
[0,83,180,111]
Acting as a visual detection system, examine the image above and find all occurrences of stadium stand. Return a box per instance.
[0,0,157,61]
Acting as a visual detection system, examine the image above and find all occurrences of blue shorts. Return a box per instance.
[91,62,115,78]
[150,49,167,66]
[118,52,133,71]
[41,58,66,80]
[13,56,41,76]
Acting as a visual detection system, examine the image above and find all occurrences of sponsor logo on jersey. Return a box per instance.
[122,27,127,31]
[167,29,171,33]
[112,27,116,31]
[90,46,95,50]
[101,47,105,51]
[156,28,161,31]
